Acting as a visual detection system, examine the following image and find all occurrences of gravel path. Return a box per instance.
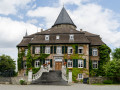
[0,84,120,90]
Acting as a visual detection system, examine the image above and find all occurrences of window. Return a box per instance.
[69,34,74,40]
[78,46,83,54]
[23,61,27,69]
[56,35,60,40]
[25,49,28,56]
[68,46,73,54]
[67,60,73,68]
[92,60,98,69]
[78,74,83,79]
[45,59,50,65]
[92,48,98,56]
[35,47,40,54]
[56,46,62,54]
[35,60,40,68]
[45,35,49,40]
[78,60,83,68]
[45,46,50,54]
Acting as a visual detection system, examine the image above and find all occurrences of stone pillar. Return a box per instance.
[68,70,72,83]
[28,69,32,82]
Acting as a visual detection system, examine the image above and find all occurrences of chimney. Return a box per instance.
[41,29,43,32]
[80,29,83,32]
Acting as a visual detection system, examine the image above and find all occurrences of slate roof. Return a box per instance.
[17,7,105,47]
[52,7,76,27]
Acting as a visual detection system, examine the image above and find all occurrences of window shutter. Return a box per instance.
[32,46,35,54]
[50,59,52,67]
[65,46,67,54]
[76,59,78,67]
[54,46,56,54]
[65,59,67,67]
[43,46,45,53]
[32,60,34,67]
[40,46,42,53]
[75,46,78,54]
[50,46,53,54]
[43,59,45,64]
[73,59,76,67]
[84,59,86,68]
[89,47,92,56]
[62,46,65,54]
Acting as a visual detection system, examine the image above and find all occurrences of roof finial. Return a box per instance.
[25,29,28,36]
[63,3,64,7]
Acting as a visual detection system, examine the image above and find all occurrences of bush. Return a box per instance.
[19,80,26,85]
[103,80,113,84]
[32,67,40,74]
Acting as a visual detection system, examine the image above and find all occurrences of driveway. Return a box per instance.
[0,84,120,90]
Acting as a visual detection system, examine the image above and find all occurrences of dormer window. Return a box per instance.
[45,35,49,40]
[69,34,74,40]
[56,35,60,40]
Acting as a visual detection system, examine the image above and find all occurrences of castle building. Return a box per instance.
[17,7,104,83]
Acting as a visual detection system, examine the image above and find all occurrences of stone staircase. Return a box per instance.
[31,70,68,85]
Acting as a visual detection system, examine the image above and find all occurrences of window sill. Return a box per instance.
[78,67,83,68]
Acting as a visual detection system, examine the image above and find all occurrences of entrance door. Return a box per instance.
[55,62,62,70]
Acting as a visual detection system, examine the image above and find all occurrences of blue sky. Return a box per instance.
[0,0,120,61]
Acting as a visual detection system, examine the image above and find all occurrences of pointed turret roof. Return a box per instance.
[25,30,28,36]
[52,7,76,27]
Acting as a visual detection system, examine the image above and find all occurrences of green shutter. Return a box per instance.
[43,46,45,53]
[40,46,42,53]
[32,46,35,54]
[75,46,78,54]
[76,59,78,67]
[50,46,53,54]
[89,47,92,56]
[62,46,65,54]
[50,59,52,67]
[84,59,86,68]
[54,46,56,54]
[73,59,76,67]
[43,59,45,64]
[32,60,34,67]
[65,46,67,54]
[65,59,67,67]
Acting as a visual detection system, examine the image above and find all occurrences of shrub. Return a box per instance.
[103,80,113,84]
[19,80,26,85]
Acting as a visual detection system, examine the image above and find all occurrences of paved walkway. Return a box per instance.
[0,84,120,90]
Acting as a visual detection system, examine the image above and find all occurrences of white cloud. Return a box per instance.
[27,1,120,48]
[0,0,32,15]
[27,19,38,24]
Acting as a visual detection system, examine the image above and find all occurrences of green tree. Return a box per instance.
[112,48,120,60]
[0,54,16,76]
[104,59,120,83]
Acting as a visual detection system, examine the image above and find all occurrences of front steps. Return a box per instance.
[31,70,68,85]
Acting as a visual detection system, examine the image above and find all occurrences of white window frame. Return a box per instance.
[25,49,28,56]
[68,46,73,54]
[35,60,40,68]
[78,46,83,54]
[45,46,50,54]
[35,47,40,54]
[45,35,49,40]
[78,73,83,79]
[67,59,73,68]
[69,34,74,40]
[78,60,84,68]
[92,48,98,56]
[45,59,50,65]
[56,46,62,54]
[56,35,60,40]
[92,60,98,69]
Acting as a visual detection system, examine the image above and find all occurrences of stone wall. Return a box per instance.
[0,77,11,84]
[89,77,107,84]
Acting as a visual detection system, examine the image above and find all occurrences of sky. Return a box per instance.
[0,0,120,63]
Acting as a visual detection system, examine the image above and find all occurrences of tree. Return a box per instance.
[112,48,120,60]
[104,59,120,82]
[0,54,16,77]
